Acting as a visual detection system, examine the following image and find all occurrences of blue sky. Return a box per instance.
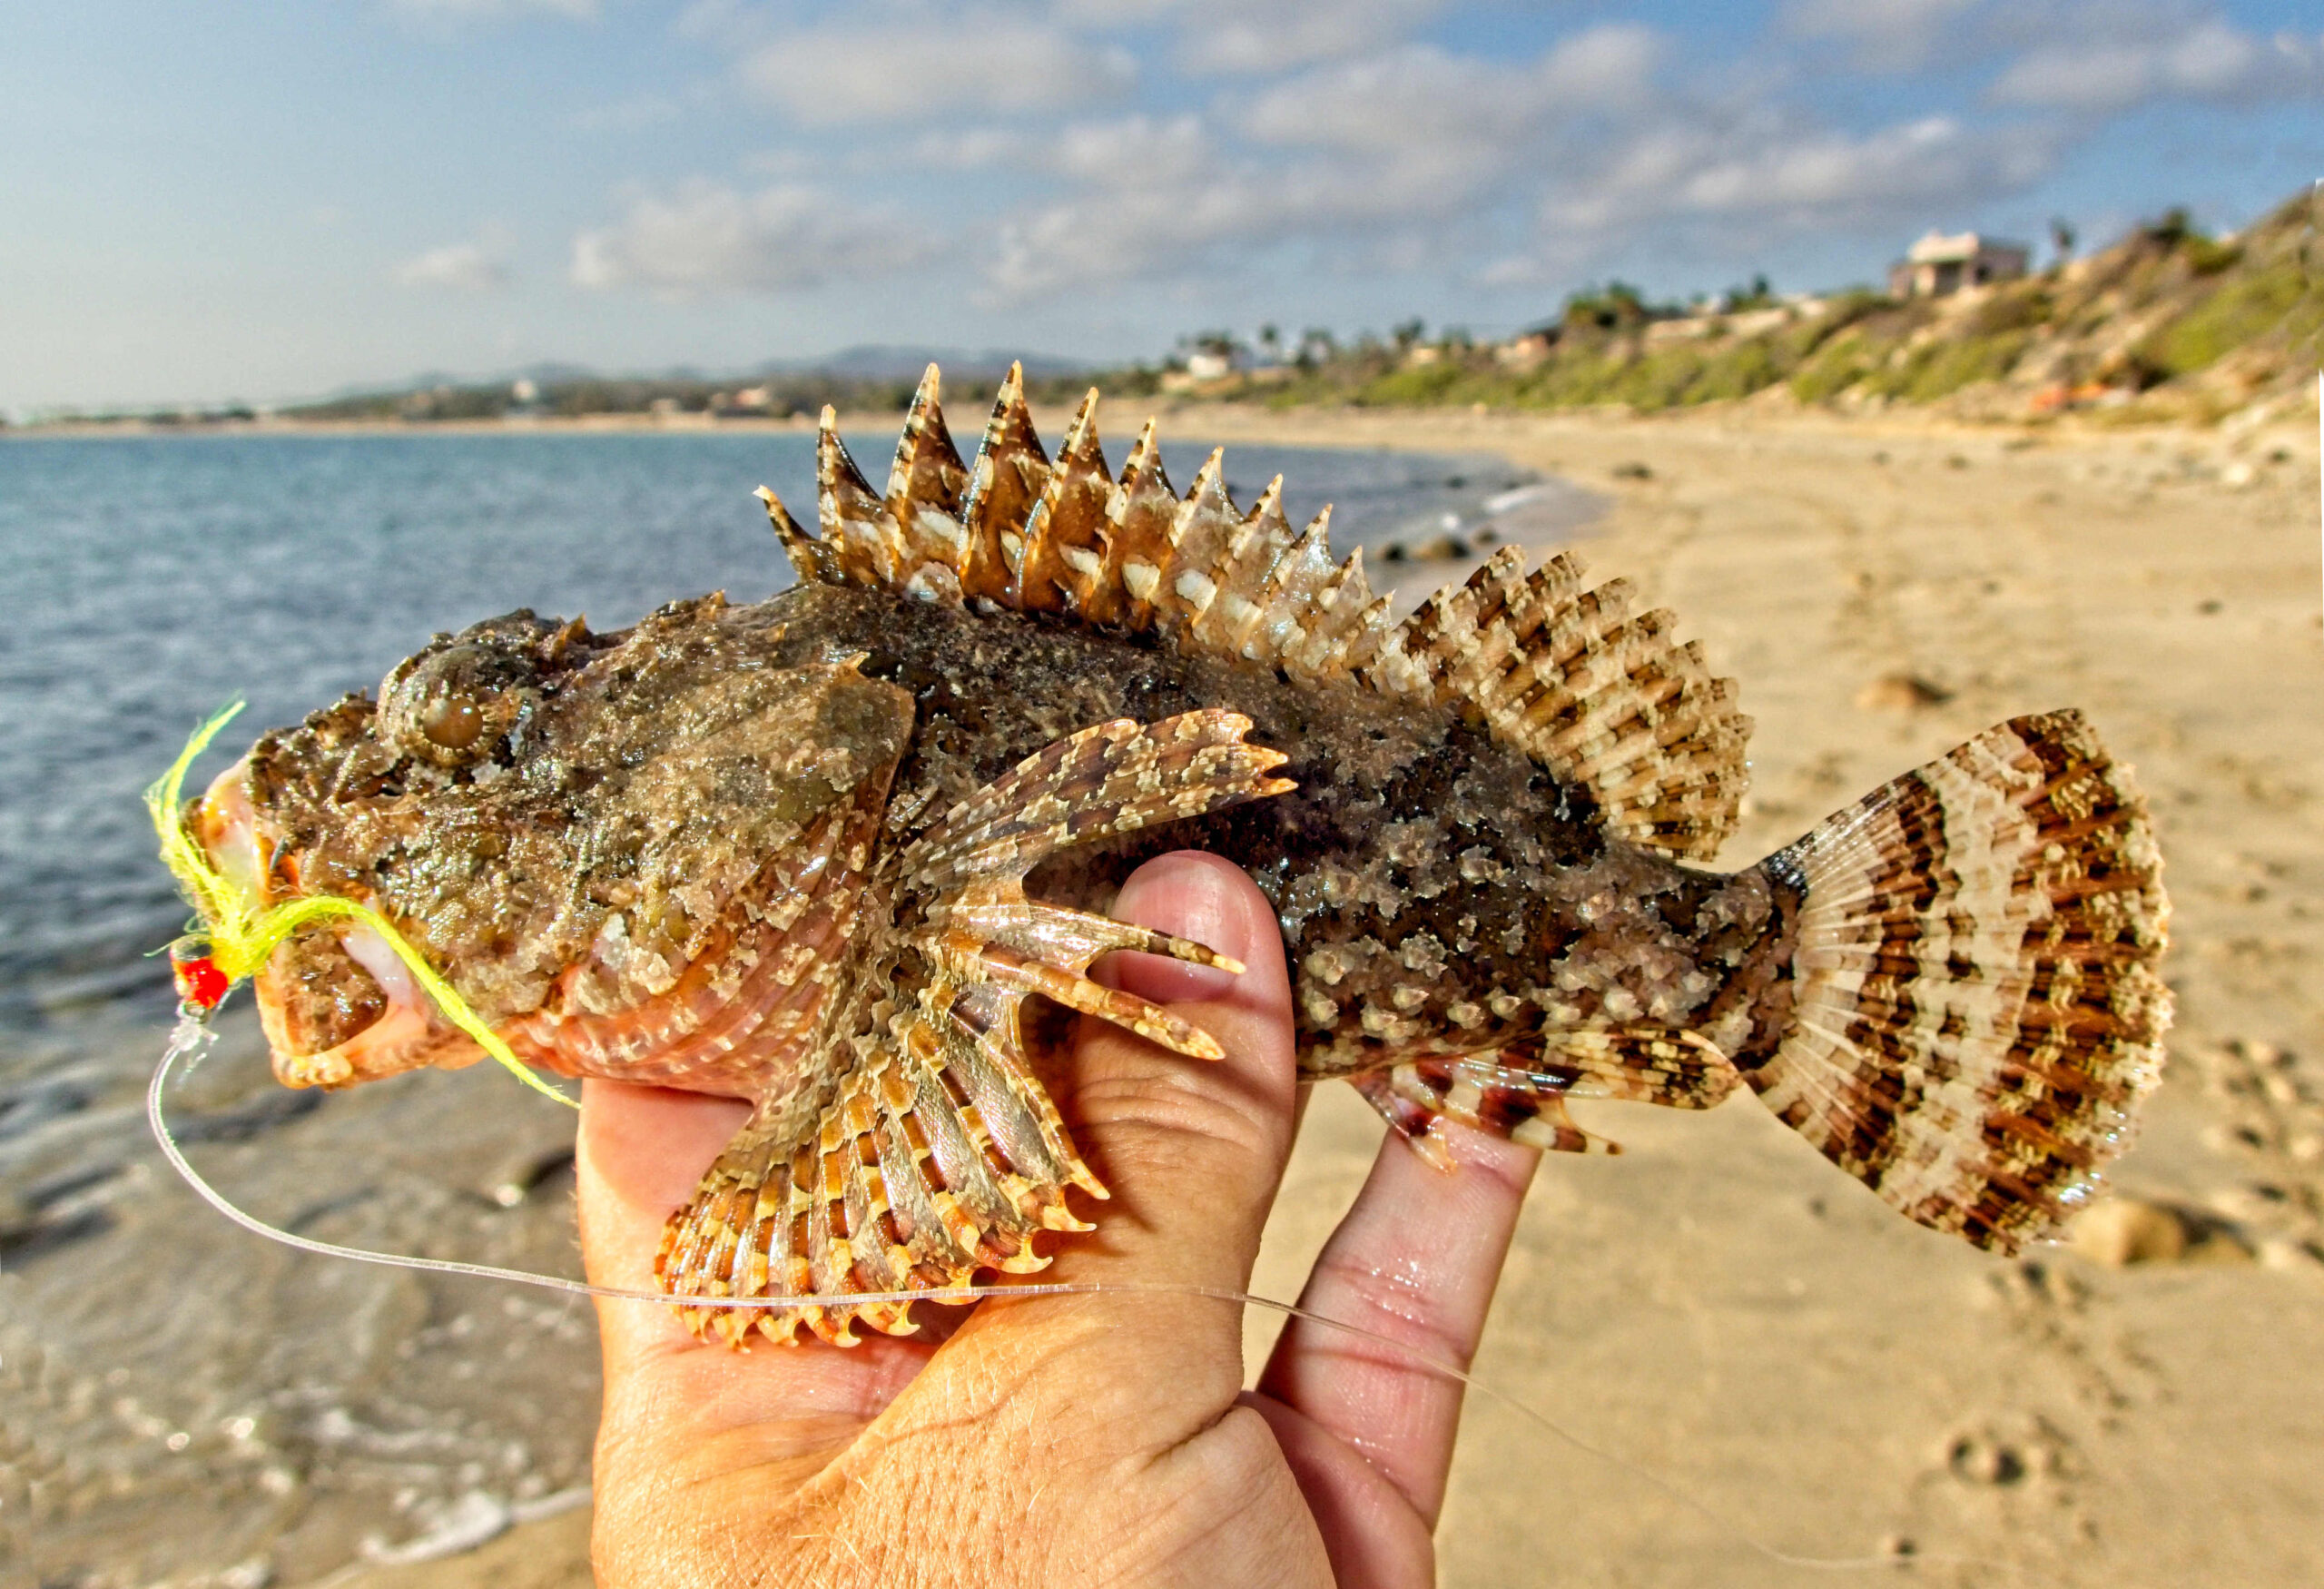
[5,0,2320,413]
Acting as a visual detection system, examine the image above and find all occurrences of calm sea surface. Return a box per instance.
[0,429,1561,1582]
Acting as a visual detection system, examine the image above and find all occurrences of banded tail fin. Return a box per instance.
[1745,710,2170,1253]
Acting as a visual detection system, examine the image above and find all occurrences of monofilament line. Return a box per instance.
[148,1022,2056,1583]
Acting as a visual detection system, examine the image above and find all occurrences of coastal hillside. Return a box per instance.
[1201,188,2322,426]
[27,195,2314,435]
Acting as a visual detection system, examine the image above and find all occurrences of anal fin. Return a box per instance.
[1357,1055,1620,1160]
[1354,1028,1742,1163]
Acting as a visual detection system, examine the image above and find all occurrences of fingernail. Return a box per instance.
[1108,855,1246,1003]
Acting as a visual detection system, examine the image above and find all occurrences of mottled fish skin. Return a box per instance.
[192,364,2170,1344]
[217,581,1771,1099]
[758,582,1793,1084]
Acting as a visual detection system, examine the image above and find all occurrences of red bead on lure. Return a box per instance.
[170,943,230,1012]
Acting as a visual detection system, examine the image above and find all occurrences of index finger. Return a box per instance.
[1254,1119,1539,1526]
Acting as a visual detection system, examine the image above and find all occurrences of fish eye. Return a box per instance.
[379,637,537,768]
[420,694,485,751]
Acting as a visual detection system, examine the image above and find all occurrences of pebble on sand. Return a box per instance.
[2070,1197,2191,1266]
[1411,532,1472,561]
[1855,673,1954,712]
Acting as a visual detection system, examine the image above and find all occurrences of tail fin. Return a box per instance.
[1745,710,2170,1253]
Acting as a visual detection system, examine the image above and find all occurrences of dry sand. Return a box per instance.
[300,402,2324,1588]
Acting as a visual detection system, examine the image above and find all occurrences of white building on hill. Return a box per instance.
[1889,231,2031,298]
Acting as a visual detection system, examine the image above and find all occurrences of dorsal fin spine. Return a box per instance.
[758,484,835,586]
[1105,419,1176,627]
[1158,449,1237,634]
[960,362,1050,603]
[818,406,898,587]
[1018,387,1109,615]
[885,366,970,601]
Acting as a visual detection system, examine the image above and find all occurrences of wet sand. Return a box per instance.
[42,400,2324,1587]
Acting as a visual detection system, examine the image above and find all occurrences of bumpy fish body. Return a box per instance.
[188,367,2171,1345]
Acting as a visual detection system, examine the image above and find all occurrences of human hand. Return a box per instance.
[579,851,1541,1588]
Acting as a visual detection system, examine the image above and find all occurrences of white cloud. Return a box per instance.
[988,115,1253,296]
[1243,28,1659,154]
[1060,0,1450,74]
[735,12,1135,125]
[602,6,2300,312]
[1991,19,2323,113]
[1781,0,1983,73]
[1662,115,2050,216]
[894,126,1043,171]
[1487,111,2062,283]
[985,29,1669,298]
[1790,0,2324,108]
[570,181,941,296]
[395,232,513,291]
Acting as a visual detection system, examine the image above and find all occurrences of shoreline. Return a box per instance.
[8,381,2314,449]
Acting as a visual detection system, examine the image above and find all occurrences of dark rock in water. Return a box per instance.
[1413,533,1472,561]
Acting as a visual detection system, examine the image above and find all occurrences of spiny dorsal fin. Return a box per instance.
[759,368,1751,858]
[1366,548,1752,860]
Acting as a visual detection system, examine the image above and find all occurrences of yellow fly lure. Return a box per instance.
[145,703,576,1108]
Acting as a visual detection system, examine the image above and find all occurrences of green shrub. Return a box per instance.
[1970,288,2053,336]
[1790,331,1876,403]
[2184,235,2243,275]
[1867,331,2031,402]
[2137,257,2319,377]
[1686,339,1786,403]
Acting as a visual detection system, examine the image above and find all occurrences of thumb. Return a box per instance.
[1049,850,1299,1302]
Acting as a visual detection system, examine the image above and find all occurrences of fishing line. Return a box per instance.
[149,1016,2058,1584]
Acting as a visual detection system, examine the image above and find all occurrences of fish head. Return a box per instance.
[190,593,913,1091]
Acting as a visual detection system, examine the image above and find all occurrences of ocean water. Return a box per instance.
[0,428,1571,1584]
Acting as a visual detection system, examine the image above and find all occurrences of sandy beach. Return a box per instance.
[137,399,2324,1587]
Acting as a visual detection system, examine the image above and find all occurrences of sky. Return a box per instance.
[4,0,2321,414]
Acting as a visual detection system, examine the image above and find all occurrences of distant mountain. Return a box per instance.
[755,346,1089,382]
[281,349,1091,414]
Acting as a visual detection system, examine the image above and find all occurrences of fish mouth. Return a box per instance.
[194,763,480,1090]
[260,920,474,1089]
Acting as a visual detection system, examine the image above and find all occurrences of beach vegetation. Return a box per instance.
[2135,255,2320,379]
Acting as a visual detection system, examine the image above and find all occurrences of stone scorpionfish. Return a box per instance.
[186,366,2171,1346]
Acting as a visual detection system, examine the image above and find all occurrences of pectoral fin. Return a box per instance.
[657,709,1296,1346]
